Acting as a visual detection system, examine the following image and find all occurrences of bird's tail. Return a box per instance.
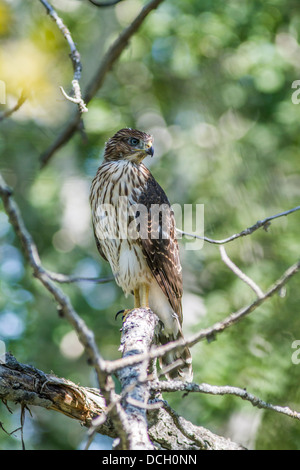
[157,327,193,382]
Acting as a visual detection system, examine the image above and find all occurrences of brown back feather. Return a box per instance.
[135,167,183,324]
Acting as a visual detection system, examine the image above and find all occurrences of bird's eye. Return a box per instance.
[129,137,139,146]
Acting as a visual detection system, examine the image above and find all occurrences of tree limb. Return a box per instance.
[117,308,158,449]
[0,353,115,437]
[178,205,300,245]
[0,353,244,450]
[219,245,264,298]
[0,172,132,449]
[98,258,300,374]
[1,171,300,449]
[151,381,300,422]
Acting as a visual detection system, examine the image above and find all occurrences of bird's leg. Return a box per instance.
[118,289,141,323]
[139,284,150,308]
[116,287,147,323]
[134,289,141,309]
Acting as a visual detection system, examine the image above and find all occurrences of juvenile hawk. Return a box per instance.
[90,128,192,380]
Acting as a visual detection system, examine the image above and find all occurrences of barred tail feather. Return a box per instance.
[158,329,193,382]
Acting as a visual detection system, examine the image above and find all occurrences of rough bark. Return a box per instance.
[0,352,244,450]
[117,308,159,450]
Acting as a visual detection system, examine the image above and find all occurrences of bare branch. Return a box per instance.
[102,258,300,373]
[152,381,300,422]
[116,308,158,449]
[40,0,165,167]
[0,353,114,436]
[0,172,131,447]
[0,353,244,450]
[39,0,88,114]
[0,175,105,378]
[0,173,157,449]
[0,90,27,122]
[219,245,264,298]
[46,271,114,284]
[178,205,300,245]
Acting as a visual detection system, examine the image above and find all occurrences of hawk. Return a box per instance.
[90,128,193,381]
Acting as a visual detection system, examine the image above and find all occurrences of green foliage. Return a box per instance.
[1,0,300,450]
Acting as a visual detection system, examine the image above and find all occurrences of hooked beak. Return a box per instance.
[145,142,154,157]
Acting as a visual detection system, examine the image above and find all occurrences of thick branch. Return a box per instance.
[0,353,115,437]
[117,308,158,450]
[0,354,244,450]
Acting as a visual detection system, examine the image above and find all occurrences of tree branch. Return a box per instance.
[39,0,88,114]
[0,173,132,449]
[0,353,115,437]
[152,381,300,423]
[1,171,300,449]
[117,308,158,449]
[0,353,244,450]
[219,245,264,298]
[40,0,165,167]
[97,258,300,374]
[178,205,300,245]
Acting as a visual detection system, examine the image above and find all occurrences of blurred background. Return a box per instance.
[0,0,300,450]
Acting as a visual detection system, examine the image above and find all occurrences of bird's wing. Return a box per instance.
[134,169,183,323]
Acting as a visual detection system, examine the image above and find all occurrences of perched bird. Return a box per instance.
[90,128,192,380]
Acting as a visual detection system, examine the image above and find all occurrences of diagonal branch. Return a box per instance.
[0,175,105,381]
[0,353,114,436]
[152,381,300,422]
[178,205,300,245]
[40,0,165,167]
[102,258,300,373]
[219,245,264,298]
[0,173,132,448]
[0,353,244,450]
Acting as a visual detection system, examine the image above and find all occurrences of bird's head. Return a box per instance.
[104,128,154,163]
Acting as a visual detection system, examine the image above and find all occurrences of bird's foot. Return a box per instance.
[115,309,133,323]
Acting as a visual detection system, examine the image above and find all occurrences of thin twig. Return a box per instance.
[39,0,88,113]
[102,258,300,373]
[177,205,300,245]
[152,381,300,422]
[219,245,264,298]
[0,173,140,450]
[0,174,105,379]
[40,0,164,167]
